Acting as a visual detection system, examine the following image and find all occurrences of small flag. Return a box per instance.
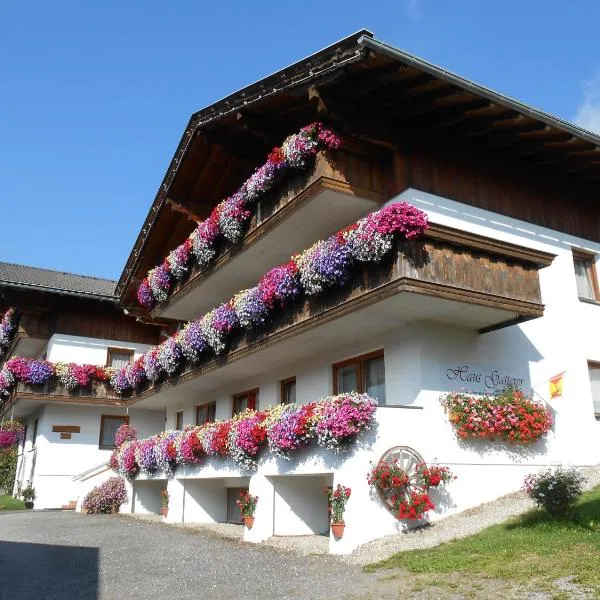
[549,373,564,399]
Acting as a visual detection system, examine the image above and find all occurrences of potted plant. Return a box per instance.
[160,488,169,517]
[236,491,258,528]
[21,481,35,509]
[327,484,351,539]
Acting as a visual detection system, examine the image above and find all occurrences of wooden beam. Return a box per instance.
[165,198,202,224]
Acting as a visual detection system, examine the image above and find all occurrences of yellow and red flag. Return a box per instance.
[549,373,564,399]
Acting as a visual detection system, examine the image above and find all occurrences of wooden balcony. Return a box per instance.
[3,379,121,414]
[130,227,554,404]
[151,145,387,321]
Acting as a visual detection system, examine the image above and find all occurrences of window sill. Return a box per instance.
[579,297,600,306]
[99,446,116,451]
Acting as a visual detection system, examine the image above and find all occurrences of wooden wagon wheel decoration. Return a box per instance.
[376,446,425,514]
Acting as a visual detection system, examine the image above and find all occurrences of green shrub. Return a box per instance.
[0,448,17,494]
[523,466,584,517]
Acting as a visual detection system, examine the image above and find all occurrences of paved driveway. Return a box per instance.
[0,511,388,600]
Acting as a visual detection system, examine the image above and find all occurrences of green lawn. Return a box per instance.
[0,494,25,511]
[366,485,600,595]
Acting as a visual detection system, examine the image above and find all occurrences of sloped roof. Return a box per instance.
[0,261,117,299]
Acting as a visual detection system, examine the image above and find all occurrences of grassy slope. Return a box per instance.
[0,494,25,510]
[366,485,600,592]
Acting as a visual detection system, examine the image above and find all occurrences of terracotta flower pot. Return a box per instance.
[160,507,169,517]
[243,516,254,528]
[111,503,119,514]
[331,523,345,538]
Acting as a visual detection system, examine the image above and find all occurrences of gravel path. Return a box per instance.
[0,511,388,600]
[346,465,600,566]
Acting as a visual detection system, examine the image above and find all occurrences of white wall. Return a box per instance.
[272,474,332,535]
[45,333,152,364]
[27,404,163,509]
[142,188,600,553]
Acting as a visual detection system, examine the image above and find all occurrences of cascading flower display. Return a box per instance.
[178,322,209,362]
[115,423,137,447]
[232,288,269,329]
[0,420,25,449]
[315,393,378,451]
[157,337,183,376]
[200,303,238,355]
[178,428,205,464]
[202,421,232,457]
[0,357,114,397]
[167,239,193,280]
[228,410,268,470]
[367,459,455,521]
[156,431,181,474]
[111,393,377,478]
[0,308,17,355]
[294,237,352,295]
[147,263,172,303]
[4,201,428,400]
[257,260,300,309]
[135,438,160,474]
[440,387,552,444]
[267,402,319,458]
[143,347,163,382]
[136,122,342,309]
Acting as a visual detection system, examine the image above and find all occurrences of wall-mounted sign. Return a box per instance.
[446,365,524,390]
[52,425,80,434]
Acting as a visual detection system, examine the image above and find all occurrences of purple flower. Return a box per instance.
[137,279,156,309]
[148,263,172,302]
[110,368,132,394]
[218,193,251,243]
[295,236,352,295]
[157,337,183,375]
[178,322,209,362]
[258,261,301,308]
[143,348,163,381]
[232,287,270,329]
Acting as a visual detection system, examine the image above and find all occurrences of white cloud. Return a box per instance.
[573,74,600,134]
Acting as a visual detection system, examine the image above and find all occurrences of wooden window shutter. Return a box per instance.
[247,391,257,411]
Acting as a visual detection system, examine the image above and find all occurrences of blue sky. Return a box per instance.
[1,1,599,281]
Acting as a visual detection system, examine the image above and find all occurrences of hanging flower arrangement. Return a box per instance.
[0,357,114,397]
[0,308,17,359]
[440,387,552,444]
[367,458,455,521]
[0,420,25,449]
[137,122,343,309]
[114,423,137,448]
[111,393,377,479]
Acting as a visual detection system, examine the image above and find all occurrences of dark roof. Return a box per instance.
[116,29,600,302]
[0,262,117,299]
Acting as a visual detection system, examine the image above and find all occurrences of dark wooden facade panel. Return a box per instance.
[398,145,600,243]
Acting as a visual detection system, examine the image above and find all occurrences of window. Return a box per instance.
[232,389,258,415]
[175,411,184,431]
[333,350,386,404]
[196,402,216,425]
[281,377,296,405]
[107,348,134,368]
[99,415,128,449]
[589,362,600,419]
[573,251,599,302]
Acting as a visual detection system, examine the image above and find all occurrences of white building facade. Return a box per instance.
[2,31,600,555]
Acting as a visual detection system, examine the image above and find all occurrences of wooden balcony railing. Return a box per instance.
[131,227,554,401]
